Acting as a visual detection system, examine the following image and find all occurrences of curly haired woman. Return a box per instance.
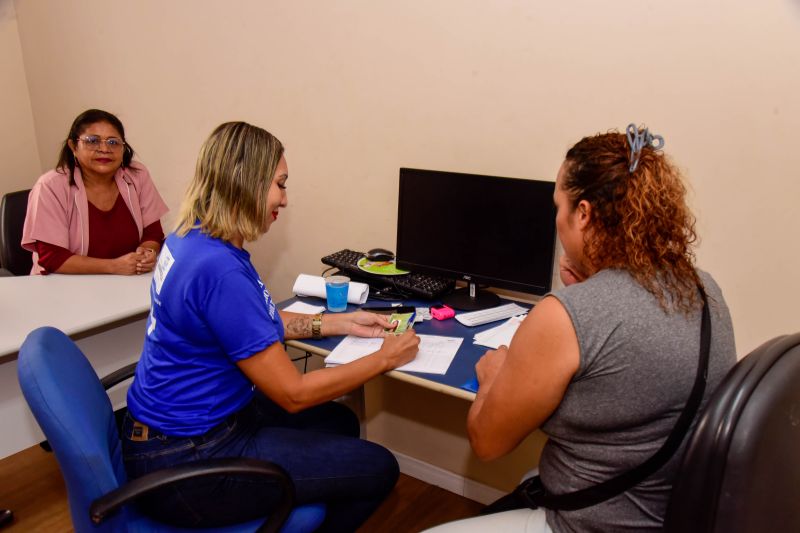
[428,126,737,532]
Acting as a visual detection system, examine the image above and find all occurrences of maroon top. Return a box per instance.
[35,194,164,273]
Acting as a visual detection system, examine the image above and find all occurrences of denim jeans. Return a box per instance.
[122,394,399,532]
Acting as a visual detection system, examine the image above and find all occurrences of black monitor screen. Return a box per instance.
[396,168,556,305]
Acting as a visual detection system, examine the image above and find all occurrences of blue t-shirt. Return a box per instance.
[127,228,284,436]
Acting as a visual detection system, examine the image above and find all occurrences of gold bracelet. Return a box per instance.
[311,313,323,339]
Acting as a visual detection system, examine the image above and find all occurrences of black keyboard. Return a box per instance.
[321,249,455,301]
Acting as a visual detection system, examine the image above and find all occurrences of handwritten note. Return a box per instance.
[325,334,462,374]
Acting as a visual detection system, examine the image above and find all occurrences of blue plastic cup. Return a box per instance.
[325,275,350,312]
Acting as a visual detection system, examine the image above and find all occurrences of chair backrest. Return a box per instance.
[18,327,133,532]
[0,189,33,275]
[18,327,326,533]
[664,332,800,533]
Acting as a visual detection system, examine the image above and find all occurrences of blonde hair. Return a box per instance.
[175,122,284,242]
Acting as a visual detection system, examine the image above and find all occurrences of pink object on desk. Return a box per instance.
[431,305,455,321]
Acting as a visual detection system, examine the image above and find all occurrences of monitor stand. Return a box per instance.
[442,282,501,311]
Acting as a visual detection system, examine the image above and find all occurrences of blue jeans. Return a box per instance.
[122,394,398,532]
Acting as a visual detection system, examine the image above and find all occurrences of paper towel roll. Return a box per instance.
[292,274,370,305]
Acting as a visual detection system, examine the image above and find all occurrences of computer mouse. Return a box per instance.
[366,248,395,262]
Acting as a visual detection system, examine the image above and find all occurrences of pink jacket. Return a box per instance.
[22,162,169,275]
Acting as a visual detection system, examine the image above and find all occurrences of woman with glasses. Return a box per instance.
[22,109,168,275]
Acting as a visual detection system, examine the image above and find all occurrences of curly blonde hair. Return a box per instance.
[563,129,701,312]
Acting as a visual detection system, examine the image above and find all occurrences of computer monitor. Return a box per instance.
[395,168,557,310]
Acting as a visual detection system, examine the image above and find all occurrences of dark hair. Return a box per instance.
[563,130,701,312]
[55,109,136,185]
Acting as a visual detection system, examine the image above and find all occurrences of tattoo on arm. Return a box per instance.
[285,316,312,339]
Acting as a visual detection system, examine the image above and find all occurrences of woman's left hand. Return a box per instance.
[341,311,394,338]
[135,247,157,274]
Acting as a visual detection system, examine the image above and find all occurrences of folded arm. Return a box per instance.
[36,240,150,275]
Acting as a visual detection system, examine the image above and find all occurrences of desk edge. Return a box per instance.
[0,310,149,365]
[285,339,476,401]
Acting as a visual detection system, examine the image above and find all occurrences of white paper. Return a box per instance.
[282,301,327,314]
[473,316,524,349]
[291,273,369,304]
[325,334,463,374]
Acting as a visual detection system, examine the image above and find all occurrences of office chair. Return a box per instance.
[0,189,33,276]
[18,327,326,533]
[664,332,800,533]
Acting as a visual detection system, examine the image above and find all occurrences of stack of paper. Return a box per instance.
[325,334,463,374]
[472,315,525,348]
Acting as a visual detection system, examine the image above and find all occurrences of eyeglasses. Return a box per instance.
[77,135,126,151]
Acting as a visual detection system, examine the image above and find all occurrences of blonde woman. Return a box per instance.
[123,122,419,530]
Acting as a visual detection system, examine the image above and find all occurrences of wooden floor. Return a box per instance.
[0,445,483,532]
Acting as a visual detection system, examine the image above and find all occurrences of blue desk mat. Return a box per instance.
[461,376,480,393]
[279,295,531,394]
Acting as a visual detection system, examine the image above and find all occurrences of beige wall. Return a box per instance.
[0,0,40,193]
[8,0,800,492]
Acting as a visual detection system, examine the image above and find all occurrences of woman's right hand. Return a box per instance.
[379,329,421,369]
[475,345,509,396]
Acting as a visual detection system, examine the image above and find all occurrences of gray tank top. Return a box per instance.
[541,269,736,532]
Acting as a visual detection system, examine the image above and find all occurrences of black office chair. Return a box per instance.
[664,332,800,532]
[0,189,33,276]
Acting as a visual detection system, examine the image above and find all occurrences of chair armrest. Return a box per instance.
[90,457,295,533]
[100,362,138,390]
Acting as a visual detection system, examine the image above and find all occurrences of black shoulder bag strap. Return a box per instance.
[483,287,711,514]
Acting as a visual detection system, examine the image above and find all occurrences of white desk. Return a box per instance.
[0,274,152,458]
